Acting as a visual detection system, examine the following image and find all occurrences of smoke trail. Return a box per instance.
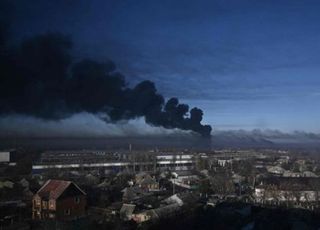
[0,32,212,137]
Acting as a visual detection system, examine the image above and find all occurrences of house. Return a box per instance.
[0,180,14,189]
[218,159,233,167]
[135,172,149,184]
[0,151,10,163]
[282,171,301,177]
[162,194,184,206]
[132,203,181,223]
[121,187,145,202]
[302,171,318,177]
[132,210,154,223]
[254,177,320,208]
[266,165,285,175]
[139,176,159,191]
[135,173,159,192]
[170,175,199,190]
[120,203,136,220]
[32,179,86,221]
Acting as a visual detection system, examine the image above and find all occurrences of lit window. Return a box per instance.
[49,201,55,209]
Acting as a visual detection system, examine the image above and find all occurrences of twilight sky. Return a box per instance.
[7,0,320,133]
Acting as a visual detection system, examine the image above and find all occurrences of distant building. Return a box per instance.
[302,171,318,178]
[266,165,285,175]
[32,151,195,174]
[132,203,181,223]
[131,192,197,224]
[32,180,86,221]
[254,177,320,208]
[0,150,16,164]
[217,159,233,167]
[170,174,199,190]
[0,151,10,163]
[0,150,17,169]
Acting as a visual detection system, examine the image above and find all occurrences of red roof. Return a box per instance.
[36,179,85,200]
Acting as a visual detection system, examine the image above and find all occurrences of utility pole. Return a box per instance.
[172,178,175,195]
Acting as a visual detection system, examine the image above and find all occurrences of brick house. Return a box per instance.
[32,179,86,221]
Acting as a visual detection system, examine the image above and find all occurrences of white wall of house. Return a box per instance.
[0,151,10,163]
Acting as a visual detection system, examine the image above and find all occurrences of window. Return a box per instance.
[42,201,48,209]
[64,209,70,215]
[49,200,55,210]
[74,197,80,204]
[35,199,41,206]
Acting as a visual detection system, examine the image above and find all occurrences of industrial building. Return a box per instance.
[32,150,195,174]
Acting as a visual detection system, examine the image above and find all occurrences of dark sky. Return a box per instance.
[6,0,320,133]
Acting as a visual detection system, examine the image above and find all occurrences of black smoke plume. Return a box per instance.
[0,32,212,137]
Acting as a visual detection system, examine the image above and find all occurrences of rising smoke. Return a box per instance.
[0,31,212,137]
